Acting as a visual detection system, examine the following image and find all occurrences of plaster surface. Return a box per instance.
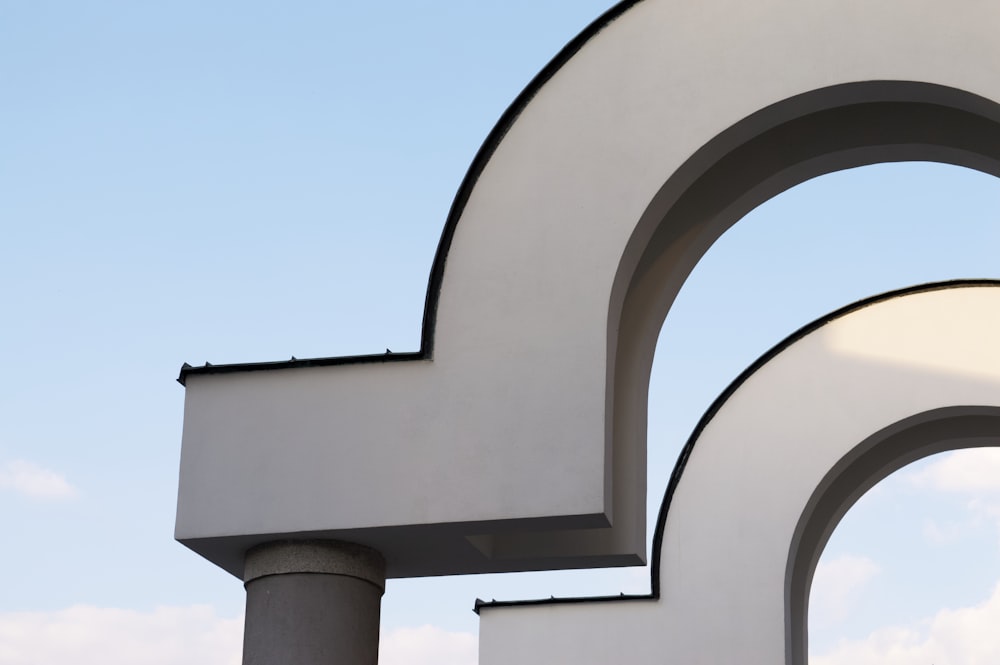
[479,283,1000,664]
[176,0,1000,579]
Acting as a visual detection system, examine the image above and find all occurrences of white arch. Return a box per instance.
[176,0,1000,581]
[479,282,1000,664]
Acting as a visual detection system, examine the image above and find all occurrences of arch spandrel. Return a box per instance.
[479,283,1000,665]
[176,0,1000,583]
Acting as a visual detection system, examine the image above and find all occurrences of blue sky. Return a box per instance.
[4,2,1000,663]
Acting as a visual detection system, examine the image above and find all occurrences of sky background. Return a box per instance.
[4,2,1000,664]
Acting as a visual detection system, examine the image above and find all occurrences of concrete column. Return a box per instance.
[242,540,386,665]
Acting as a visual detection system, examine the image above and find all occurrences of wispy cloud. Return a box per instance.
[0,605,242,665]
[811,554,881,626]
[0,460,77,500]
[922,517,963,545]
[909,448,1000,494]
[0,605,476,665]
[380,625,477,665]
[812,579,1000,665]
[907,449,1000,548]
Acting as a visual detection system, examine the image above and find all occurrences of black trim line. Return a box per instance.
[473,279,1000,613]
[177,352,424,383]
[414,0,640,358]
[177,1,641,386]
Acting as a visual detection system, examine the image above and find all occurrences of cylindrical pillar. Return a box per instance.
[242,540,386,665]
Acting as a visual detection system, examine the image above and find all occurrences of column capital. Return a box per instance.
[243,540,386,592]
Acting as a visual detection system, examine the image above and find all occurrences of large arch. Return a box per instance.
[479,281,1000,664]
[176,0,1000,590]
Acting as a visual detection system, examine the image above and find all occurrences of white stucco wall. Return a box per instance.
[176,0,1000,580]
[480,285,1000,664]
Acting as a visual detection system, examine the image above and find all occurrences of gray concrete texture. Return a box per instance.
[243,541,385,665]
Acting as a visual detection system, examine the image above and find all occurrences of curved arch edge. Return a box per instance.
[478,278,1000,614]
[176,0,642,386]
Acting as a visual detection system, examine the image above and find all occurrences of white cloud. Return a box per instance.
[909,448,1000,494]
[0,606,475,665]
[380,625,477,665]
[0,605,242,665]
[810,554,881,626]
[812,580,1000,665]
[0,460,77,500]
[901,449,1000,548]
[922,518,962,545]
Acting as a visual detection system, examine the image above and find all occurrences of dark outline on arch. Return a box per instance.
[176,0,641,386]
[474,278,1000,613]
[785,405,1000,663]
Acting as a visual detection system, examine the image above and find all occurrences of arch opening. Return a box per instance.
[806,445,1000,662]
[792,408,1000,664]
